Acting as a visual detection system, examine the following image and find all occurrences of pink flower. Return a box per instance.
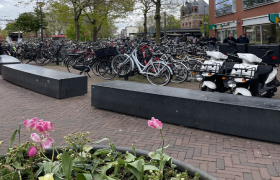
[35,120,53,134]
[31,133,41,143]
[30,133,54,150]
[23,117,38,132]
[41,138,54,150]
[148,117,162,129]
[28,146,37,157]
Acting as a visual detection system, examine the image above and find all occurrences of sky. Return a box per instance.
[0,0,209,33]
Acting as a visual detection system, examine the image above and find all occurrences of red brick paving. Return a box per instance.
[0,66,280,180]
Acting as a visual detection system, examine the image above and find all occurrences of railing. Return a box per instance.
[243,0,273,9]
[215,5,233,17]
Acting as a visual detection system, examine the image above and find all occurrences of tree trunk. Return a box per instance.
[74,19,80,42]
[74,8,80,42]
[144,12,147,39]
[154,0,161,44]
[93,26,98,41]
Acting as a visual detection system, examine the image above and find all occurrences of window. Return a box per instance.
[215,0,234,17]
[195,8,197,12]
[243,0,274,9]
[245,25,261,44]
[262,24,280,45]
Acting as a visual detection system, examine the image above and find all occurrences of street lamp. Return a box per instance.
[36,0,44,41]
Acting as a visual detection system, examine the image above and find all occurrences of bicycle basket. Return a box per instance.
[95,47,118,58]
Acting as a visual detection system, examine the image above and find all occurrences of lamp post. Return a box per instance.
[36,0,44,41]
[203,5,207,36]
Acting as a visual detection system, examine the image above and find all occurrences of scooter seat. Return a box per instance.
[256,65,273,83]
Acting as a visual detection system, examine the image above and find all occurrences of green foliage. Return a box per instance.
[5,23,18,33]
[199,15,209,37]
[65,23,91,41]
[14,9,48,35]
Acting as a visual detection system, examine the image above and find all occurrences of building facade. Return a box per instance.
[180,0,209,30]
[209,0,280,44]
[120,26,139,38]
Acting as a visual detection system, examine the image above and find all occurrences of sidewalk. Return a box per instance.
[0,72,280,180]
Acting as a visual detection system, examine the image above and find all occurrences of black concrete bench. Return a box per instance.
[2,64,87,99]
[91,80,280,143]
[0,55,20,75]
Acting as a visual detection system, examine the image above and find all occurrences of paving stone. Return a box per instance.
[217,159,225,170]
[0,66,280,180]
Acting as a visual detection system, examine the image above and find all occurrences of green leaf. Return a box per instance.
[156,145,169,156]
[143,165,158,171]
[51,162,61,174]
[125,153,136,162]
[77,173,92,180]
[92,173,103,180]
[92,138,109,144]
[91,159,101,173]
[159,154,171,172]
[83,145,93,153]
[43,162,52,174]
[116,158,127,165]
[93,149,111,156]
[8,130,17,149]
[61,151,73,180]
[127,159,145,180]
[18,124,21,145]
[100,163,112,174]
[131,144,136,157]
[12,161,24,170]
[126,165,141,180]
[72,143,78,152]
[114,164,121,176]
[34,164,44,178]
[148,152,161,160]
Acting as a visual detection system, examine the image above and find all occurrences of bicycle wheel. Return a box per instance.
[146,63,172,86]
[66,58,82,74]
[35,51,51,66]
[90,59,100,76]
[20,51,30,64]
[111,54,133,76]
[170,62,189,83]
[98,59,116,80]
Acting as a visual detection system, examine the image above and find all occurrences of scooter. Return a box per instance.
[194,51,229,91]
[197,40,280,97]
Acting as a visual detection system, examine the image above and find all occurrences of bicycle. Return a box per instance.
[111,46,173,86]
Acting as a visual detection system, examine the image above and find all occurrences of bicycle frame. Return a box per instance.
[120,49,173,76]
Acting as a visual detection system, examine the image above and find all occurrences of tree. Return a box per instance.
[166,15,180,29]
[5,22,19,33]
[82,0,134,41]
[45,1,71,35]
[13,10,48,37]
[65,0,91,42]
[138,0,154,38]
[199,14,209,37]
[151,0,161,43]
[150,0,181,43]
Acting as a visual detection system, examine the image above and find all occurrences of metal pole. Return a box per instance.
[203,6,206,36]
[40,6,43,41]
[164,12,167,42]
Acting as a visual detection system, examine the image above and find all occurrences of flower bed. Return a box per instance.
[0,117,218,180]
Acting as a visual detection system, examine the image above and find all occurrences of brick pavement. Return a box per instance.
[0,66,280,180]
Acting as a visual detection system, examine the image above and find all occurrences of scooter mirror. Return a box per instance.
[265,50,274,56]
